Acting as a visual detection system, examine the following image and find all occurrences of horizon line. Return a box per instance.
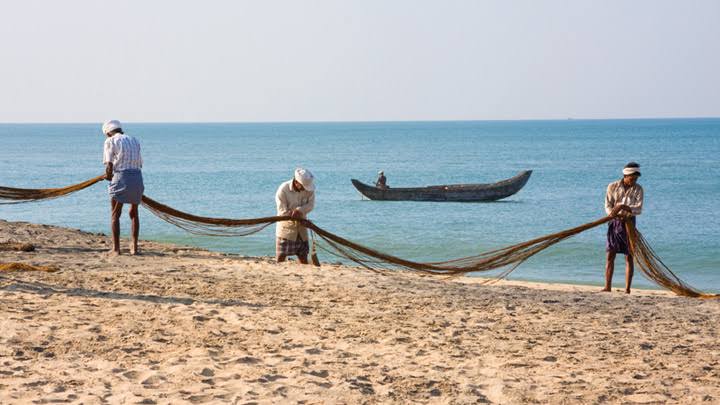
[1,115,719,125]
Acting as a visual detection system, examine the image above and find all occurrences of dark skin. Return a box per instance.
[105,128,140,256]
[376,174,387,188]
[276,179,309,264]
[602,174,639,294]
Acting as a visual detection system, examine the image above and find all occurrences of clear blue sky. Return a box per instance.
[1,0,718,122]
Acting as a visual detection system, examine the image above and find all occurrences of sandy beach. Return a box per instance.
[1,219,719,404]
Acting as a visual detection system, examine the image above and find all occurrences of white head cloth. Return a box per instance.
[294,168,315,192]
[623,167,641,176]
[102,120,122,135]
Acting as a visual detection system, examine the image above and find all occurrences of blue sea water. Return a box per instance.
[1,119,719,291]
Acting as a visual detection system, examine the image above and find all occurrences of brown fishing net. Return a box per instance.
[0,242,50,272]
[0,263,58,272]
[0,175,105,204]
[625,222,717,298]
[143,195,605,276]
[141,195,278,236]
[143,195,718,297]
[1,176,717,298]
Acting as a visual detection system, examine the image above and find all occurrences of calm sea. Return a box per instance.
[1,119,718,290]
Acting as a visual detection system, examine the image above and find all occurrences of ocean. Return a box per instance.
[1,119,718,290]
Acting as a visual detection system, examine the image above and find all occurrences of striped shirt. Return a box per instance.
[604,179,643,216]
[103,134,143,172]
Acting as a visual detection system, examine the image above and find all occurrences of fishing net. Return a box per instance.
[1,176,717,298]
[143,195,718,297]
[625,221,717,298]
[0,175,105,204]
[0,263,58,272]
[141,195,278,236]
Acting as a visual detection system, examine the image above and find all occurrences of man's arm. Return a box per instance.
[138,142,143,168]
[105,163,114,181]
[276,186,291,216]
[103,138,114,180]
[295,192,315,216]
[612,205,630,218]
[606,184,632,217]
[604,184,614,216]
[612,188,643,218]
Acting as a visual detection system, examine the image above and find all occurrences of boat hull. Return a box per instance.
[351,170,532,202]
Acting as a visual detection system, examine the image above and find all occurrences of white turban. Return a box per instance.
[622,167,641,176]
[294,168,315,192]
[102,120,122,135]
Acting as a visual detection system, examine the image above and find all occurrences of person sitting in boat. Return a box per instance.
[602,162,643,294]
[375,171,388,189]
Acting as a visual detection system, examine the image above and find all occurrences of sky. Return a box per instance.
[1,0,718,122]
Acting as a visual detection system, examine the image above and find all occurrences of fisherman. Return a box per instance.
[275,168,315,264]
[102,120,144,256]
[376,171,388,188]
[602,162,643,294]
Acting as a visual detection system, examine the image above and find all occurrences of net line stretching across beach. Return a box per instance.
[0,175,717,299]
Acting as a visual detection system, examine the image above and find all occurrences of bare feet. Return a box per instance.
[130,247,140,256]
[106,250,121,257]
[625,289,631,294]
[600,287,611,292]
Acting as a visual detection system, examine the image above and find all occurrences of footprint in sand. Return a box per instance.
[141,373,166,388]
[346,377,375,395]
[231,356,261,365]
[122,370,140,380]
[255,374,287,383]
[186,394,213,404]
[306,369,329,378]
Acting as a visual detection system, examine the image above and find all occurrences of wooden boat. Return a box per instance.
[351,170,532,202]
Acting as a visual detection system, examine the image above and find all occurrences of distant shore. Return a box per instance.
[1,219,718,403]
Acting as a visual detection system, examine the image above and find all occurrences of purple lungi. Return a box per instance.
[606,217,635,255]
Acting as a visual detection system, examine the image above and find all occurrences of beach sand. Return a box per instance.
[1,219,719,404]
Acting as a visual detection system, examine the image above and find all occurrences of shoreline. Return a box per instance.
[7,218,675,297]
[457,277,675,298]
[109,242,681,298]
[1,219,718,403]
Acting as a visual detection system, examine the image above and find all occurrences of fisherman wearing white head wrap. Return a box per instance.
[602,162,644,294]
[275,168,316,264]
[102,120,144,256]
